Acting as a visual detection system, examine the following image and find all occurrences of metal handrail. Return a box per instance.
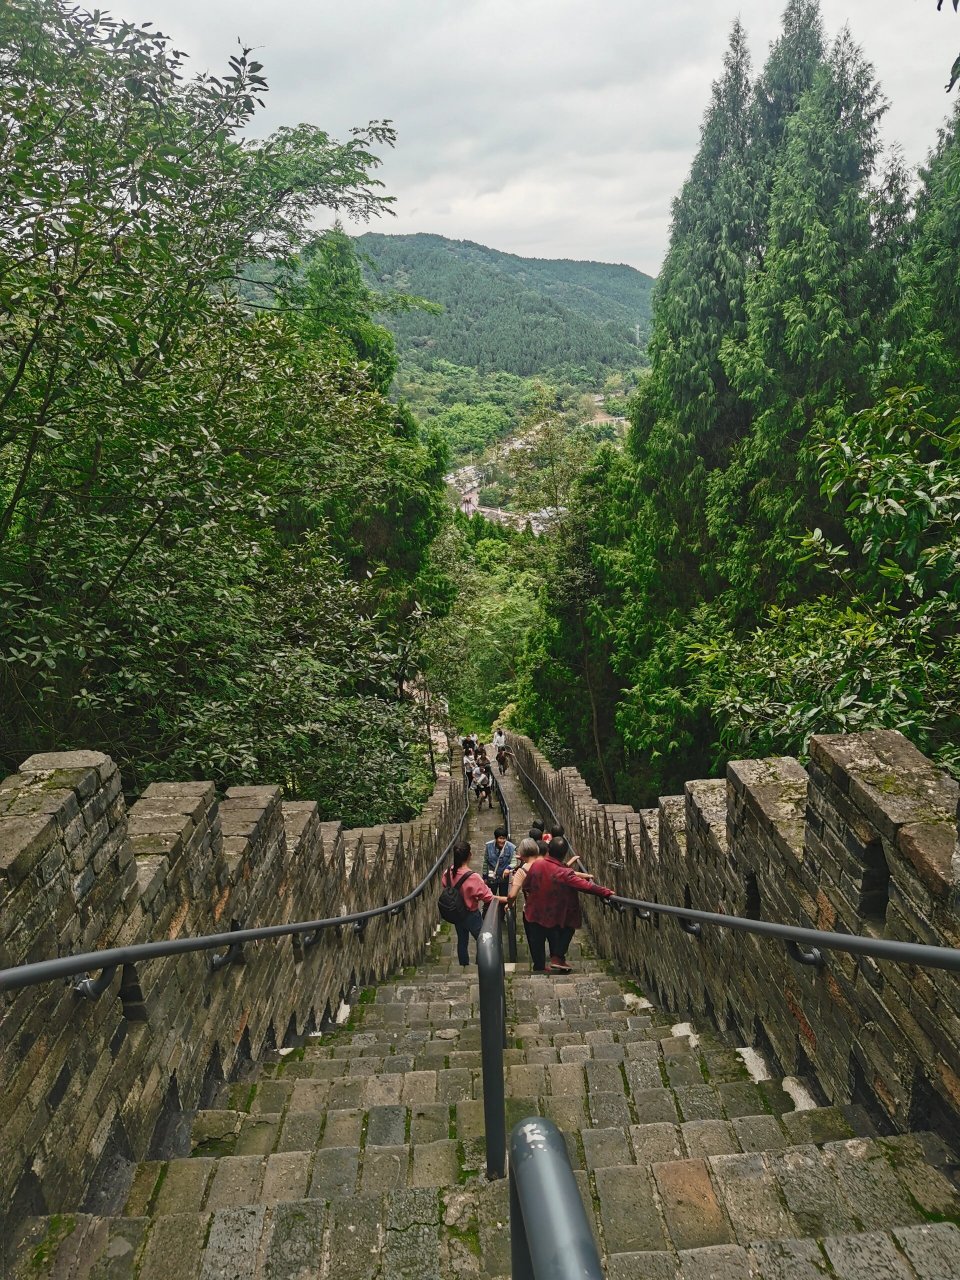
[509,1117,603,1279]
[510,750,960,976]
[492,769,511,837]
[487,765,518,963]
[477,896,508,1180]
[0,790,471,995]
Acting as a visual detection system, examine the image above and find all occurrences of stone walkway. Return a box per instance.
[11,754,960,1278]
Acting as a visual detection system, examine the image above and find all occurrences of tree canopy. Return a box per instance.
[0,1,451,821]
[503,0,960,803]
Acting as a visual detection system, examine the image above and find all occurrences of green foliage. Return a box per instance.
[511,385,591,519]
[510,0,960,807]
[418,516,543,733]
[432,402,513,458]
[402,359,619,467]
[898,99,960,397]
[0,1,447,821]
[355,232,653,379]
[711,29,905,606]
[689,389,960,776]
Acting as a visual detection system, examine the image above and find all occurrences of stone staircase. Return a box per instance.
[12,930,960,1279]
[9,764,960,1279]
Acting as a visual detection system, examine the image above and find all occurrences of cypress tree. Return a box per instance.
[896,100,960,405]
[712,28,898,607]
[748,0,826,268]
[649,20,754,463]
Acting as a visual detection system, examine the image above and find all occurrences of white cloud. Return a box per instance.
[133,1,958,273]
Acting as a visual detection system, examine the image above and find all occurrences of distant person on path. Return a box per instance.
[492,727,507,752]
[473,759,493,809]
[506,836,613,974]
[441,841,494,967]
[484,826,517,892]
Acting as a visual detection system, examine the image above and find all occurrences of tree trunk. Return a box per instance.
[578,610,613,801]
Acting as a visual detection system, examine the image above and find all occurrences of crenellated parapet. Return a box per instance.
[509,730,960,1144]
[0,751,467,1228]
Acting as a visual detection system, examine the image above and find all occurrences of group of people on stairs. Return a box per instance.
[440,790,614,973]
[461,731,511,809]
[461,735,495,809]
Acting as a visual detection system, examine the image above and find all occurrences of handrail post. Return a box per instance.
[477,898,507,1179]
[489,772,516,961]
[509,1117,604,1278]
[491,771,510,837]
[505,906,518,964]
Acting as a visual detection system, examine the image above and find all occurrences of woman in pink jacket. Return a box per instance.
[441,841,495,967]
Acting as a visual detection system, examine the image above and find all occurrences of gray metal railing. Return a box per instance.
[491,768,511,836]
[509,1117,604,1279]
[510,750,960,976]
[0,789,471,996]
[488,767,518,963]
[477,897,508,1179]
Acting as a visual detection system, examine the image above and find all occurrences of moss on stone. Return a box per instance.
[190,1135,236,1158]
[445,1219,482,1258]
[29,1215,76,1275]
[145,1163,168,1215]
[456,1140,480,1185]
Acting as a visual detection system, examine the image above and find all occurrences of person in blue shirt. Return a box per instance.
[484,826,516,892]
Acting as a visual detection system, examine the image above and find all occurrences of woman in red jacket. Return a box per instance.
[506,837,613,974]
[441,841,495,967]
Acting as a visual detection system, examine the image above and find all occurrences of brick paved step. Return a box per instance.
[120,1101,880,1221]
[14,1193,960,1279]
[11,749,960,1278]
[591,1131,960,1259]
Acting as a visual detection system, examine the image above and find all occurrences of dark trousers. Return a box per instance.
[455,909,484,966]
[555,925,576,960]
[523,919,566,971]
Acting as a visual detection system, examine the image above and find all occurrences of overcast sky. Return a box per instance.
[132,1,956,275]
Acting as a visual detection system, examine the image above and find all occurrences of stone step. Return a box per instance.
[203,1067,864,1149]
[152,1093,880,1222]
[11,760,960,1280]
[593,1132,960,1259]
[13,1189,469,1280]
[604,1225,960,1280]
[190,1065,872,1165]
[15,1187,960,1279]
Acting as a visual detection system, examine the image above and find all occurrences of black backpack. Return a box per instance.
[438,868,471,924]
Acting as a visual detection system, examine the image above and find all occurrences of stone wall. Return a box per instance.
[509,730,960,1145]
[0,751,467,1230]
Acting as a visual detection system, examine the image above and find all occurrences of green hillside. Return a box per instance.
[355,232,654,379]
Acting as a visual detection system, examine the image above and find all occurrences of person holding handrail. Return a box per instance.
[442,841,495,967]
[484,826,516,892]
[544,836,589,969]
[505,837,613,974]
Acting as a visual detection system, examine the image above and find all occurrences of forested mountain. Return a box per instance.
[355,232,654,379]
